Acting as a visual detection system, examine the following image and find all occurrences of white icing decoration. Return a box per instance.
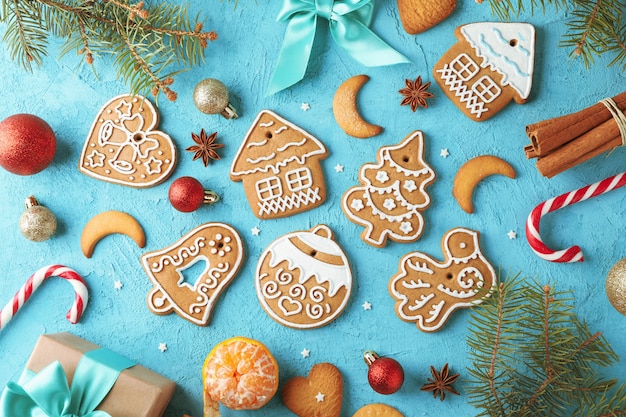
[375,170,390,183]
[383,198,397,211]
[351,199,364,211]
[460,22,535,99]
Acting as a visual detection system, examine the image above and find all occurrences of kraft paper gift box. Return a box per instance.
[1,332,176,417]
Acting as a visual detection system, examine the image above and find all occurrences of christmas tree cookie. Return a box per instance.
[342,131,435,248]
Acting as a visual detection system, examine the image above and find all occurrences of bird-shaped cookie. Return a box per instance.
[388,227,496,332]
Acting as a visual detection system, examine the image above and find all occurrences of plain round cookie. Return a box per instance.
[353,403,404,417]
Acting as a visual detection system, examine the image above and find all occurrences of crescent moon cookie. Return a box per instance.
[81,210,146,258]
[342,131,436,248]
[389,227,497,332]
[79,94,177,187]
[353,404,405,417]
[433,22,535,121]
[230,110,328,219]
[452,154,516,213]
[332,74,383,138]
[255,225,352,329]
[141,223,244,326]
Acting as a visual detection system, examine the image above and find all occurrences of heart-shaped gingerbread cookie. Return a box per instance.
[79,94,176,187]
[282,363,343,417]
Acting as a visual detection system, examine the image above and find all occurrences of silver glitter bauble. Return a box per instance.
[606,258,626,315]
[19,196,57,242]
[192,78,238,119]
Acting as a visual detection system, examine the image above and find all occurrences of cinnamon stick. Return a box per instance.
[526,91,626,158]
[535,116,623,177]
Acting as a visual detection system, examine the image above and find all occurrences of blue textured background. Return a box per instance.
[1,1,625,416]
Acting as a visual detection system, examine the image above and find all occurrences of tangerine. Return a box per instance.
[203,337,279,416]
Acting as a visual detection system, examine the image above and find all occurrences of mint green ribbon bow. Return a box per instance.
[267,0,410,95]
[0,348,135,417]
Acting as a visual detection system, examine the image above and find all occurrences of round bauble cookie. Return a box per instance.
[0,114,56,175]
[255,224,352,329]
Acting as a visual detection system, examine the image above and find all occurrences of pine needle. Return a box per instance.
[466,274,626,417]
[0,0,220,100]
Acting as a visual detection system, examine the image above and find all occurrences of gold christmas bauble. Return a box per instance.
[606,258,626,315]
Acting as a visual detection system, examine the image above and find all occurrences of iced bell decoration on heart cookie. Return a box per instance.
[255,225,352,329]
[141,223,244,326]
[433,22,535,121]
[79,94,176,187]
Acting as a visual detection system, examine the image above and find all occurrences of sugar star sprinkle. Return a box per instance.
[158,343,168,352]
[440,148,450,158]
[315,392,325,402]
[507,230,517,239]
[362,301,372,310]
[301,348,311,358]
[114,280,123,290]
[300,102,310,111]
[334,164,344,173]
[251,226,261,236]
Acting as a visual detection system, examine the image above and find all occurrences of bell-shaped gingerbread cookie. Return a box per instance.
[389,227,497,332]
[141,223,244,326]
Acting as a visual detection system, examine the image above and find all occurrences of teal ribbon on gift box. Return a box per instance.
[0,348,135,417]
[267,0,411,95]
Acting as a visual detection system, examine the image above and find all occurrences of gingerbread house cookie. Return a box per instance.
[434,22,536,121]
[230,110,328,219]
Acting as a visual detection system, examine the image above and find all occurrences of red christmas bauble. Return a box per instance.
[168,177,206,212]
[365,351,405,395]
[0,114,56,175]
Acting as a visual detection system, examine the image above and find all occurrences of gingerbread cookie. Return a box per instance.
[81,210,146,258]
[282,363,343,417]
[434,22,536,121]
[141,223,244,326]
[353,404,404,417]
[255,225,352,329]
[397,0,456,34]
[389,227,496,332]
[79,94,176,187]
[333,75,383,139]
[342,131,435,248]
[230,110,328,219]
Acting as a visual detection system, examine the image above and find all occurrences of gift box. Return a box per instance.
[1,332,176,417]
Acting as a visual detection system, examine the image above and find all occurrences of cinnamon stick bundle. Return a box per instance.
[524,91,626,178]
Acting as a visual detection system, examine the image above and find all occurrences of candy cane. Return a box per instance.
[0,264,89,331]
[526,171,626,263]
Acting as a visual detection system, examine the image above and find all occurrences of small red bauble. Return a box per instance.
[364,351,405,395]
[168,176,219,212]
[0,114,56,175]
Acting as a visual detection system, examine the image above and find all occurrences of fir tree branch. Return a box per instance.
[0,0,221,100]
[488,282,507,416]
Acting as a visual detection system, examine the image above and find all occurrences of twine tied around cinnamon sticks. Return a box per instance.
[524,91,626,178]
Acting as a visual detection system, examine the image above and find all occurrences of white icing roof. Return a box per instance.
[460,22,535,99]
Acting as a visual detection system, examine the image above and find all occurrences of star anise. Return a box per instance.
[420,363,460,401]
[186,129,224,166]
[399,76,434,111]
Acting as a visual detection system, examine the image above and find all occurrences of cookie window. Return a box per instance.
[256,177,283,201]
[286,167,313,192]
[450,53,479,81]
[471,76,501,104]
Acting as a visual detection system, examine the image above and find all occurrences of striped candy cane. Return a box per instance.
[526,171,626,263]
[0,264,89,331]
